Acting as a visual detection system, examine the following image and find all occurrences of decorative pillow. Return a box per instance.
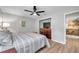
[0,31,13,46]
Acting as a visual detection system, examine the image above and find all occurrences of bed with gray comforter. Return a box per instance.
[0,32,50,53]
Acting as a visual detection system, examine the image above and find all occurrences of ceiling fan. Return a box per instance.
[24,6,45,16]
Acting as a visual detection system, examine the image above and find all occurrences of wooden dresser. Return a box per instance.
[40,28,51,39]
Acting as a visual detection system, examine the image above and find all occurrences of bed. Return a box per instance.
[0,32,50,53]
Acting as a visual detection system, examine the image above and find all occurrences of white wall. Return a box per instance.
[0,12,36,33]
[52,12,65,44]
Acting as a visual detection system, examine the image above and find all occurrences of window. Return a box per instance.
[0,22,10,28]
[3,23,10,27]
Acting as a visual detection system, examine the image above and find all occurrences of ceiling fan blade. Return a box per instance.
[33,6,37,12]
[36,13,40,16]
[24,9,32,12]
[30,13,33,15]
[36,11,45,13]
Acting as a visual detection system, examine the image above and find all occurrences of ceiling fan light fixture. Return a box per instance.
[24,6,45,16]
[33,13,37,15]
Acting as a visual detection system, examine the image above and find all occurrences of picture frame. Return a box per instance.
[21,20,26,27]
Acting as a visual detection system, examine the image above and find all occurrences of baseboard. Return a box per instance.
[66,35,79,39]
[52,39,66,45]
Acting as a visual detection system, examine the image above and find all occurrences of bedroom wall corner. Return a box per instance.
[51,12,65,44]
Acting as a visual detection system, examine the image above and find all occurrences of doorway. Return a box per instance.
[39,18,51,39]
[65,10,79,52]
[65,11,79,38]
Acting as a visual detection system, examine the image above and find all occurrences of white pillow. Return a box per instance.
[0,32,13,46]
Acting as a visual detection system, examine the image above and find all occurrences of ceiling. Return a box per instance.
[0,6,79,19]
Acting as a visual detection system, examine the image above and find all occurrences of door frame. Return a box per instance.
[64,10,79,44]
[39,17,52,39]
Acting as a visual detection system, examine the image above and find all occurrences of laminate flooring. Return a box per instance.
[38,38,79,53]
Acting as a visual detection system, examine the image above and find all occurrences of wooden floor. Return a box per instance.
[38,38,79,53]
